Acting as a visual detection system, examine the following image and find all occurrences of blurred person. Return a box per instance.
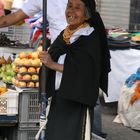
[0,1,5,16]
[39,0,110,139]
[0,0,68,43]
[92,97,107,138]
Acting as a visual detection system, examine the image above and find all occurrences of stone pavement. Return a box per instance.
[101,102,140,140]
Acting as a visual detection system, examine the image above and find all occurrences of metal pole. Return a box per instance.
[40,0,50,139]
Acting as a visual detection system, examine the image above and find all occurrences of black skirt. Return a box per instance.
[45,94,93,140]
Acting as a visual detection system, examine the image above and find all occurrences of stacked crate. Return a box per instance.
[17,90,40,140]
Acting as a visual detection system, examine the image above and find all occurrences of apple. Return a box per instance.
[12,78,19,86]
[31,52,39,59]
[14,66,19,72]
[28,67,36,73]
[14,58,21,64]
[2,75,7,82]
[18,59,24,65]
[6,76,12,83]
[37,45,42,53]
[22,74,31,81]
[32,58,42,66]
[15,80,19,86]
[12,77,16,85]
[36,58,42,66]
[27,82,35,87]
[31,74,39,81]
[19,52,27,59]
[6,64,12,69]
[14,58,24,65]
[23,59,32,66]
[17,73,23,80]
[19,81,26,87]
[27,53,33,59]
[31,59,40,66]
[36,67,40,73]
[19,67,28,73]
[35,82,39,87]
[1,65,6,72]
[12,63,15,69]
[11,71,16,77]
[6,71,15,77]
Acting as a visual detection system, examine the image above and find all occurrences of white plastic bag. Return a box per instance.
[114,84,140,130]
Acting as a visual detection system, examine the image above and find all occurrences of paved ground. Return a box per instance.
[101,102,140,140]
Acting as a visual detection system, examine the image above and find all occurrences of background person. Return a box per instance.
[0,0,68,43]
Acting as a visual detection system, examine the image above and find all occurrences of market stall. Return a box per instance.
[104,30,140,102]
[104,48,140,102]
[0,15,42,138]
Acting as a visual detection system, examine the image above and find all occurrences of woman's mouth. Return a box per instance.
[68,16,75,20]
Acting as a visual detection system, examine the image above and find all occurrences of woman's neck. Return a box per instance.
[68,22,89,30]
[63,22,89,44]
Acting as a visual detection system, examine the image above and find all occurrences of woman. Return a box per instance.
[39,0,111,139]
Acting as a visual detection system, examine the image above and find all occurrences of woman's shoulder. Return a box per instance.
[80,29,99,43]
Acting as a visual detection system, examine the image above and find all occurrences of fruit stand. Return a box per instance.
[0,42,43,138]
[0,22,43,139]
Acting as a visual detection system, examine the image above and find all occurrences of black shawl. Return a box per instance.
[39,28,110,107]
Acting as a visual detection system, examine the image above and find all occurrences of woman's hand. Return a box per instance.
[40,51,55,69]
[39,51,64,72]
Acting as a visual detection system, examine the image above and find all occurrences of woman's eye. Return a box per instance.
[67,4,72,9]
[75,6,80,10]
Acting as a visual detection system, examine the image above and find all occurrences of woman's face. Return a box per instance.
[65,0,88,29]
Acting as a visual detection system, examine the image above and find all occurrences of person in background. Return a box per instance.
[0,1,5,17]
[0,0,110,138]
[92,96,107,138]
[39,0,110,139]
[0,0,68,43]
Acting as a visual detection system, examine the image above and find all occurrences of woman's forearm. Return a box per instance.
[49,62,64,73]
[0,10,28,28]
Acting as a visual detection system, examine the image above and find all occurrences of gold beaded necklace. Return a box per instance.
[63,23,89,44]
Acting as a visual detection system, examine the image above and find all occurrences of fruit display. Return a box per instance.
[0,63,16,84]
[12,49,42,88]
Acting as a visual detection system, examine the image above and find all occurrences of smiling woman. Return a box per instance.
[39,0,110,140]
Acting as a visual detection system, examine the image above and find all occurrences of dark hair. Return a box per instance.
[81,0,101,27]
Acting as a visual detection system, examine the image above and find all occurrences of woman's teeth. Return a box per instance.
[69,16,74,19]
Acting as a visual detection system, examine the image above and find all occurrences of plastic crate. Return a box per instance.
[17,126,39,140]
[0,90,19,115]
[18,90,40,126]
